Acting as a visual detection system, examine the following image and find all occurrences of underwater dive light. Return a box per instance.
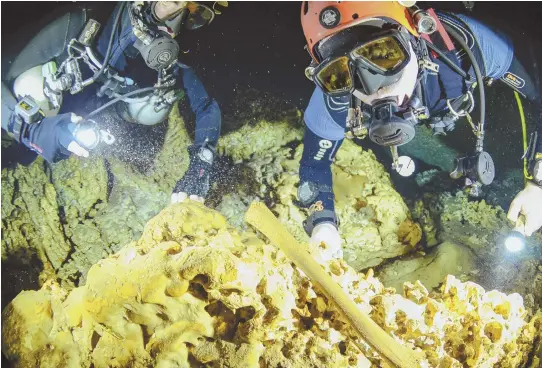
[75,126,99,149]
[504,229,526,253]
[74,119,116,150]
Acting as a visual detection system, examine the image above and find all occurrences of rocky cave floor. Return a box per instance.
[1,89,541,367]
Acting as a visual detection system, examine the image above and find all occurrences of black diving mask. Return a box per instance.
[306,28,412,97]
[147,1,215,34]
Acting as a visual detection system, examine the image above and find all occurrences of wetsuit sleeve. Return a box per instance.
[299,127,343,229]
[453,14,514,80]
[298,87,347,233]
[538,107,542,153]
[175,64,221,147]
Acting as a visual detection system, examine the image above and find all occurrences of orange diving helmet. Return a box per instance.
[301,1,418,63]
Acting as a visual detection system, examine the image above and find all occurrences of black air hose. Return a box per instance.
[424,41,468,79]
[91,2,127,82]
[442,23,486,143]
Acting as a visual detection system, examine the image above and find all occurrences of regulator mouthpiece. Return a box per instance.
[504,230,525,253]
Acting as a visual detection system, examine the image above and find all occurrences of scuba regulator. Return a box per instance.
[33,1,219,129]
[344,4,495,196]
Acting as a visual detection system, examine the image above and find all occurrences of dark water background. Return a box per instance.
[2,1,541,201]
[3,2,539,107]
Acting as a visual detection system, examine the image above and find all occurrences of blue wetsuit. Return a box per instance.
[300,12,541,231]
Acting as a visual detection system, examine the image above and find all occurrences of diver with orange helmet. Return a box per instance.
[298,1,542,258]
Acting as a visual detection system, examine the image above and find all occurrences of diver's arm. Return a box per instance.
[95,2,137,71]
[174,64,221,147]
[169,65,221,203]
[299,126,342,233]
[298,87,347,235]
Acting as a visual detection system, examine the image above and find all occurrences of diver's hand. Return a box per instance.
[507,181,542,236]
[171,144,214,204]
[21,113,89,163]
[310,223,343,260]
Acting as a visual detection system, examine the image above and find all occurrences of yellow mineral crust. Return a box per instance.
[2,202,539,367]
[220,120,422,270]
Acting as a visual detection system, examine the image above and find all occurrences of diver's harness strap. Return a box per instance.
[413,11,485,141]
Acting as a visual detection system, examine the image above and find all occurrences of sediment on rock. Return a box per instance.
[2,202,540,367]
[216,120,422,271]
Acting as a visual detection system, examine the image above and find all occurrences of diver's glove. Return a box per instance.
[171,143,215,204]
[20,113,89,163]
[507,181,542,236]
[310,222,343,260]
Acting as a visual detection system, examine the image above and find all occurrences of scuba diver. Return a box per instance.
[1,1,222,203]
[298,1,542,258]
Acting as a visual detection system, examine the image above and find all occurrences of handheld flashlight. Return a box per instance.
[73,119,115,150]
[504,215,527,253]
[504,229,526,253]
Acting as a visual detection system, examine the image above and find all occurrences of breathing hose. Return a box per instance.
[514,90,531,183]
[85,86,169,119]
[424,40,468,79]
[91,2,127,82]
[442,23,486,150]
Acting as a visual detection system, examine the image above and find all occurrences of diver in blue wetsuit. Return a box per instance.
[1,2,222,202]
[299,2,542,258]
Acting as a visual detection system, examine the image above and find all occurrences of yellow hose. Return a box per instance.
[245,201,423,368]
[514,90,532,182]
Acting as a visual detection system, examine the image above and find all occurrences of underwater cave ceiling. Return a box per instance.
[1,90,542,366]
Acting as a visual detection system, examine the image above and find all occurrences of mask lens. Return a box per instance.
[184,2,215,30]
[315,56,352,94]
[154,1,188,21]
[352,36,406,72]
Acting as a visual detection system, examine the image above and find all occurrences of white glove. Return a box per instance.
[507,182,542,236]
[310,223,343,260]
[171,192,204,204]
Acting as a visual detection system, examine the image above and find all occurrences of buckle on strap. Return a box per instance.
[419,58,439,73]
